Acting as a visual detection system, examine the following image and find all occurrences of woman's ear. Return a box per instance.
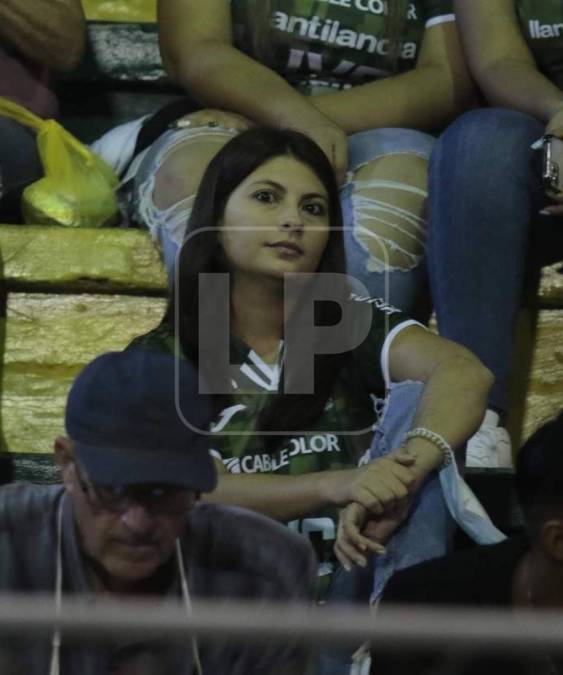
[54,436,75,488]
[539,518,563,562]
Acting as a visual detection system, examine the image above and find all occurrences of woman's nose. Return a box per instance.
[279,205,303,232]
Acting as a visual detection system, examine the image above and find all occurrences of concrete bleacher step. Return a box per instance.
[0,225,166,292]
[58,21,181,143]
[82,0,156,25]
[1,291,166,454]
[0,224,167,479]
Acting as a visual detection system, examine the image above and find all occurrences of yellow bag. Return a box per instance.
[0,96,119,228]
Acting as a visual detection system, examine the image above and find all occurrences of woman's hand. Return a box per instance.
[334,498,411,571]
[175,109,253,132]
[299,119,348,186]
[541,108,563,216]
[545,107,563,138]
[322,449,416,517]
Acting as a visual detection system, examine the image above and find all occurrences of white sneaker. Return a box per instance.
[465,410,513,469]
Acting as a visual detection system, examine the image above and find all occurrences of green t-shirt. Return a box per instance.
[132,293,416,587]
[231,0,454,91]
[516,0,563,89]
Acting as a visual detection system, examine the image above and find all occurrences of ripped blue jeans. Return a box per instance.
[318,380,505,674]
[129,125,433,314]
[369,379,506,601]
[342,128,434,312]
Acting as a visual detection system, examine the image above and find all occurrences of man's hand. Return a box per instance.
[322,449,416,517]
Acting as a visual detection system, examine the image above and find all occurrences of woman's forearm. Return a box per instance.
[310,63,475,134]
[165,41,328,130]
[475,59,563,123]
[404,354,493,475]
[202,470,336,522]
[388,327,494,477]
[310,19,475,134]
[455,0,563,123]
[203,455,418,523]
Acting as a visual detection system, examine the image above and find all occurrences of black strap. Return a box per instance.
[132,95,202,157]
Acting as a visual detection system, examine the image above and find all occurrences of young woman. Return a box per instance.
[427,0,563,468]
[123,0,474,314]
[132,127,502,630]
[133,125,503,673]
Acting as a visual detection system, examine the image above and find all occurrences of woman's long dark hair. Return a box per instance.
[163,127,350,438]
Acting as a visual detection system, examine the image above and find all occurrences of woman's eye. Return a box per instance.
[253,190,276,203]
[303,202,327,216]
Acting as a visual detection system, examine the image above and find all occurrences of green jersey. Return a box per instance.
[231,0,454,91]
[132,293,417,588]
[516,0,563,89]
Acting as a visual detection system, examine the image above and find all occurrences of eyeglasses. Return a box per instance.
[74,463,194,515]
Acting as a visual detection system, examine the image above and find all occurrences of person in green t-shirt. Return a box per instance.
[123,0,475,317]
[133,125,500,577]
[426,0,563,470]
[132,125,504,673]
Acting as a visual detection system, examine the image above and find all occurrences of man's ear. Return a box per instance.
[54,436,75,488]
[539,518,563,562]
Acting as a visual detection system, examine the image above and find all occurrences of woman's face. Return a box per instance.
[218,155,331,280]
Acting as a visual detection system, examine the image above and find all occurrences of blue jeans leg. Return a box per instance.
[315,564,373,675]
[342,128,435,314]
[369,381,454,600]
[427,108,563,415]
[0,118,42,223]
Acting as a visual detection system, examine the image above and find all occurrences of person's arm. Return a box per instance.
[335,326,493,568]
[309,19,476,134]
[455,0,563,126]
[203,451,416,534]
[388,325,493,480]
[456,0,563,216]
[0,0,86,71]
[157,0,347,181]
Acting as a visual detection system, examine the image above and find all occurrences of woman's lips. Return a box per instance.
[267,241,304,255]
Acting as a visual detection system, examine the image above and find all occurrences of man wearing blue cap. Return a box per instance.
[0,348,315,675]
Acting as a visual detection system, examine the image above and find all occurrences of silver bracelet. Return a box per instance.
[404,427,454,468]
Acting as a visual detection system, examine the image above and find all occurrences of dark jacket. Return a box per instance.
[0,484,316,674]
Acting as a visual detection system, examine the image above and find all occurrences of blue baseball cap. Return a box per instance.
[65,348,217,492]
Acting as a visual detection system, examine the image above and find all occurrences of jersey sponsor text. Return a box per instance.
[314,0,417,19]
[222,433,343,474]
[273,12,417,59]
[528,19,563,39]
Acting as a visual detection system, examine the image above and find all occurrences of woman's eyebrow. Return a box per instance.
[302,192,328,202]
[249,179,285,191]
